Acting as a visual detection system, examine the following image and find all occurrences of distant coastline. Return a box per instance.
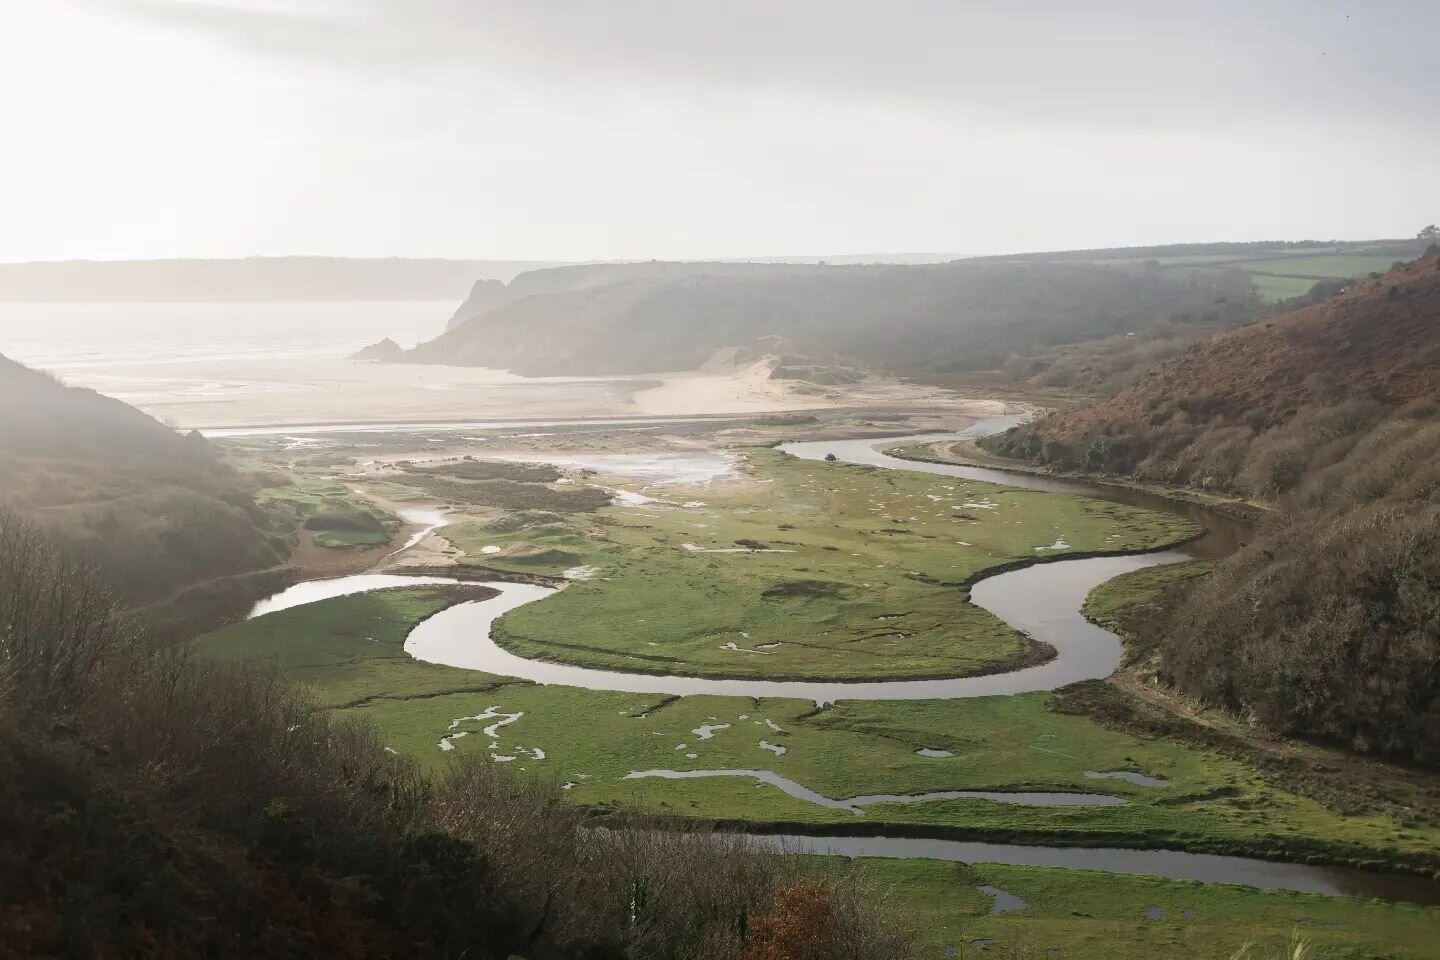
[0,256,567,302]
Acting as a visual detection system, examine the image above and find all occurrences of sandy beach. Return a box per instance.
[60,355,973,430]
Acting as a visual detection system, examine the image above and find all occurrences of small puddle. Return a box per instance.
[977,884,1028,915]
[916,748,954,758]
[439,705,523,753]
[692,723,732,740]
[620,769,1125,816]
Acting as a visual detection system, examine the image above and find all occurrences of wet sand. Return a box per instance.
[60,355,965,430]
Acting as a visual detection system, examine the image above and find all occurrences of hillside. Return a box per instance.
[0,354,284,603]
[442,259,830,331]
[986,252,1440,486]
[984,252,1440,765]
[414,259,1255,377]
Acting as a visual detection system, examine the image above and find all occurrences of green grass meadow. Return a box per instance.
[486,449,1197,681]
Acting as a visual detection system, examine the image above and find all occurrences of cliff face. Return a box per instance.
[441,261,827,330]
[445,278,510,329]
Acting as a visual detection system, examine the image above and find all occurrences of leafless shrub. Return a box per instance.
[432,756,912,959]
[0,507,147,719]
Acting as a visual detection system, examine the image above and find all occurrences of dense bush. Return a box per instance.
[403,474,614,512]
[1165,504,1440,764]
[303,504,389,534]
[0,354,286,605]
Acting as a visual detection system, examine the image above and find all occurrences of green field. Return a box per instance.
[1250,274,1320,302]
[864,858,1440,959]
[1241,255,1406,279]
[199,587,1440,953]
[483,449,1196,681]
[200,588,1440,872]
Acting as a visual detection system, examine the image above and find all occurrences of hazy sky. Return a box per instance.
[2,1,1436,261]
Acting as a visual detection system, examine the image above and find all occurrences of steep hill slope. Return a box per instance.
[414,260,1253,376]
[985,253,1440,764]
[987,253,1440,488]
[0,355,284,603]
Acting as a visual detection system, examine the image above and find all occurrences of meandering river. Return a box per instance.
[243,420,1440,906]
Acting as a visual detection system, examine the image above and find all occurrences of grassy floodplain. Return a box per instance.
[459,448,1196,681]
[202,587,1440,869]
[197,443,1440,956]
[201,588,1440,957]
[856,857,1440,960]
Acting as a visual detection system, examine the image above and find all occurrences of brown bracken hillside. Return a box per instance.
[1007,253,1440,476]
[985,253,1440,766]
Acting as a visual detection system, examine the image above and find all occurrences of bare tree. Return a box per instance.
[0,507,145,719]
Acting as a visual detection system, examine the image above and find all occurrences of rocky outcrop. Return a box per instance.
[351,337,404,362]
[445,278,511,329]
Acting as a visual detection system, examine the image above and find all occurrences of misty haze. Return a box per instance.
[1,4,1438,959]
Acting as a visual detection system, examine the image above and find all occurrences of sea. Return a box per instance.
[0,300,457,404]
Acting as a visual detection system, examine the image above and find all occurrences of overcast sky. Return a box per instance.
[2,1,1435,262]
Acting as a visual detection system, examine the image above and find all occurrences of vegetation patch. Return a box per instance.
[255,473,397,549]
[1081,560,1213,664]
[487,448,1197,681]
[770,363,866,386]
[444,512,621,578]
[401,458,562,483]
[398,473,613,512]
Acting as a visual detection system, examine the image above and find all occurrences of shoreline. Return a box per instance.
[50,353,978,431]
